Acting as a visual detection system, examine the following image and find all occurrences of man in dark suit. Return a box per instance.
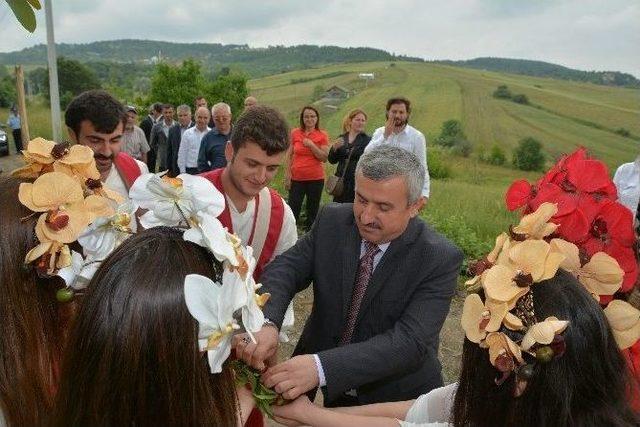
[234,145,463,407]
[150,104,176,172]
[166,104,194,177]
[140,102,162,172]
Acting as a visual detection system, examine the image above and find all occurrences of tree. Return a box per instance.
[487,144,506,166]
[435,119,472,157]
[0,76,17,108]
[312,85,325,101]
[512,137,545,171]
[44,57,101,109]
[493,85,512,99]
[148,59,248,116]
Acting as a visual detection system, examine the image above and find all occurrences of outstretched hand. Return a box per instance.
[272,395,314,427]
[262,355,319,400]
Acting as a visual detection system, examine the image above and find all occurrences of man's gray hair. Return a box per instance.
[212,102,231,114]
[356,145,425,205]
[176,104,191,114]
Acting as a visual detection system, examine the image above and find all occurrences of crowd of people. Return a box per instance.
[0,87,639,427]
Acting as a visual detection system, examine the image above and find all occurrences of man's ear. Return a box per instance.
[409,196,426,217]
[224,141,234,163]
[67,126,79,144]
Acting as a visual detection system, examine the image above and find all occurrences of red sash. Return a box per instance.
[200,168,285,281]
[114,152,143,189]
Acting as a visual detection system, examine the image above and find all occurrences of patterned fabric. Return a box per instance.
[340,241,381,344]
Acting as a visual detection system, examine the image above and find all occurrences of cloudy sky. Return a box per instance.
[1,0,639,77]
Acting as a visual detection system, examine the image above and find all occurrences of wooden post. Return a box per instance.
[15,65,30,146]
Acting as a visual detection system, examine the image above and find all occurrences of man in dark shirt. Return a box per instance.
[140,102,163,172]
[197,102,233,172]
[166,104,194,177]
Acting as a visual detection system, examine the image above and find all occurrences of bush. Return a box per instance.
[311,84,325,101]
[451,138,473,157]
[615,128,631,137]
[487,144,506,166]
[493,85,512,99]
[427,148,452,179]
[512,137,545,171]
[512,94,529,104]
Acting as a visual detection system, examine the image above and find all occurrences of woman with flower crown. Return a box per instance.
[269,148,640,427]
[53,171,271,425]
[0,136,130,425]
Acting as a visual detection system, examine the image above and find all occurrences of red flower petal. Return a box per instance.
[530,183,578,218]
[556,208,590,243]
[505,180,533,211]
[567,159,612,194]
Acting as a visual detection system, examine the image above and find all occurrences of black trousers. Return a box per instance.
[288,179,324,229]
[146,148,156,173]
[12,129,22,152]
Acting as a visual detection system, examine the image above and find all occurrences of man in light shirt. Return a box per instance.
[121,106,150,163]
[177,106,210,174]
[365,97,430,199]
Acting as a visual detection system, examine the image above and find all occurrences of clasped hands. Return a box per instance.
[232,326,319,400]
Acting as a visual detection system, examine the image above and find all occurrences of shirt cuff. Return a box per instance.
[313,354,327,387]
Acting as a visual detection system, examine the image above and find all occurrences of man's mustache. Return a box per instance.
[94,153,115,161]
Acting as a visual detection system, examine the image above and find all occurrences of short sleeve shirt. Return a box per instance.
[290,127,329,181]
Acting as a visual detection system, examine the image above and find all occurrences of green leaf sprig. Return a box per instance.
[231,360,287,418]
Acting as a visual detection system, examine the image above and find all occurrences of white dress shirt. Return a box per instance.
[104,159,149,199]
[614,157,640,217]
[314,240,391,388]
[365,124,431,197]
[177,126,210,173]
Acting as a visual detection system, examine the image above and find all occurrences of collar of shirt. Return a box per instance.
[360,240,391,271]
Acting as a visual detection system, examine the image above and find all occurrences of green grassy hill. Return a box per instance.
[3,61,637,254]
[249,61,639,248]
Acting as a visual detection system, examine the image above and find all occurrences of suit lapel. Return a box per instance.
[341,220,362,323]
[355,218,419,326]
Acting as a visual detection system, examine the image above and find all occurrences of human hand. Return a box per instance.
[302,138,314,148]
[262,355,319,400]
[332,137,344,149]
[383,114,394,138]
[272,395,314,427]
[233,326,279,371]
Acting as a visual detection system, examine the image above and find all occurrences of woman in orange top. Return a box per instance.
[286,106,329,230]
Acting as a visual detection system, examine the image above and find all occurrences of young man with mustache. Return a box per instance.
[365,97,430,200]
[65,90,149,198]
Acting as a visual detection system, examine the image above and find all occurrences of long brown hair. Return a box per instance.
[0,176,66,426]
[53,226,238,426]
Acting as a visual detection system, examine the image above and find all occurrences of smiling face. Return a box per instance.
[353,172,423,244]
[69,120,124,176]
[302,108,318,131]
[225,141,285,198]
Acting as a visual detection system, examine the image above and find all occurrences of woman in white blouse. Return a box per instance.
[272,270,638,427]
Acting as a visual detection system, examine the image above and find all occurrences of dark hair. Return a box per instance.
[0,176,69,426]
[230,105,290,156]
[385,97,411,114]
[299,105,320,130]
[65,90,126,137]
[53,227,237,426]
[452,269,638,426]
[151,102,163,114]
[162,103,174,111]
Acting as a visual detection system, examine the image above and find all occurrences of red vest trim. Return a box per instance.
[200,168,284,281]
[114,152,142,189]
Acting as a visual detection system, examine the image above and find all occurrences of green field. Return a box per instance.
[3,61,638,254]
[248,61,639,248]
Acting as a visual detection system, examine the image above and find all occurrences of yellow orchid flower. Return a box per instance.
[603,300,640,350]
[511,202,559,239]
[521,316,569,351]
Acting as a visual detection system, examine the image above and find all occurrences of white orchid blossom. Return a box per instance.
[184,274,247,374]
[222,245,265,335]
[279,303,296,343]
[129,173,225,229]
[183,211,239,266]
[78,202,137,259]
[56,250,100,290]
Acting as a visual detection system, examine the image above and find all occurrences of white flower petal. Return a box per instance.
[184,274,225,328]
[179,174,225,217]
[206,334,233,374]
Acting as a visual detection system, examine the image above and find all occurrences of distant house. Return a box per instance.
[324,85,352,100]
[359,73,375,80]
